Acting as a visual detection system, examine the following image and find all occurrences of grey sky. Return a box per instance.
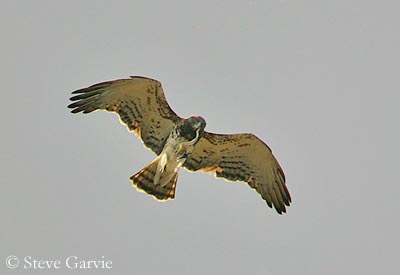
[1,1,399,274]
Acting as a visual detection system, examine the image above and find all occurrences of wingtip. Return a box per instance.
[71,88,86,94]
[130,75,160,83]
[67,102,77,113]
[69,108,80,114]
[268,199,289,215]
[67,101,78,109]
[67,101,83,113]
[275,207,286,215]
[69,94,82,101]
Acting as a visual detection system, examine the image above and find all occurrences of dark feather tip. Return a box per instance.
[67,102,80,109]
[71,88,87,94]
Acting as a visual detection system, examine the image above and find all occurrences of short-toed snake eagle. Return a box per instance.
[68,76,291,214]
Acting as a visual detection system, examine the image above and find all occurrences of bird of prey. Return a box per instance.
[68,76,291,214]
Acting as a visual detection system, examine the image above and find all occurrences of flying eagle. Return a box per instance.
[68,76,291,214]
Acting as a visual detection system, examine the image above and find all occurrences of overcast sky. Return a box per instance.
[1,1,399,274]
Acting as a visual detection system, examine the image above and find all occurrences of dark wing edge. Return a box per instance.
[184,131,291,214]
[68,76,181,155]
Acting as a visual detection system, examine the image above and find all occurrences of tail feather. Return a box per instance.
[130,157,178,200]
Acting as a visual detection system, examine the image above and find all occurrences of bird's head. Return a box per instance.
[187,116,206,131]
[180,116,206,141]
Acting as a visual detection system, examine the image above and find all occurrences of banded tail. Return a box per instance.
[130,156,178,200]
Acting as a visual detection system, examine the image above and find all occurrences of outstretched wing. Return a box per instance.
[68,76,181,155]
[183,132,291,214]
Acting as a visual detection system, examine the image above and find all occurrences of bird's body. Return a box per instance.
[155,116,206,185]
[68,76,291,214]
[131,116,206,199]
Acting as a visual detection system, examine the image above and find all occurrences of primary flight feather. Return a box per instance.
[68,76,291,214]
